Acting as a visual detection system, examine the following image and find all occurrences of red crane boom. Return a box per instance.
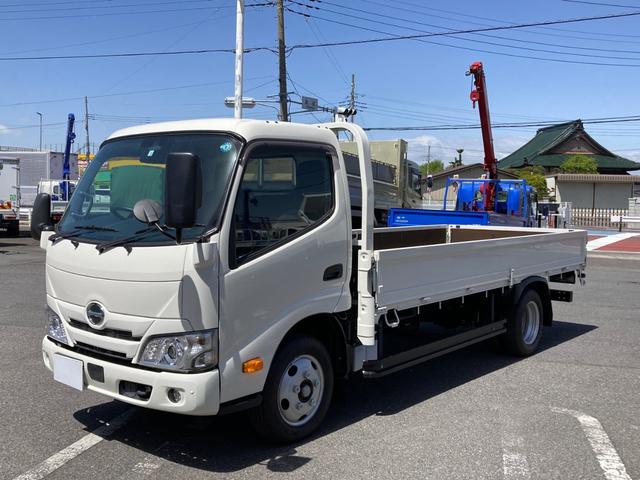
[467,61,497,210]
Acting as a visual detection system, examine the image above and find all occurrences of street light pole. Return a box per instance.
[36,112,43,150]
[234,0,245,119]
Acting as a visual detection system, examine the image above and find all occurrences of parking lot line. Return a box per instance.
[13,409,136,480]
[551,407,631,480]
[502,435,531,479]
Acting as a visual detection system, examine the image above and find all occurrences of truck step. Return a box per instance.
[362,320,506,378]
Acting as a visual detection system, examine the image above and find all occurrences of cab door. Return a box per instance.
[217,141,350,402]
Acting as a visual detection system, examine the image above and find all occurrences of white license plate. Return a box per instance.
[53,354,84,391]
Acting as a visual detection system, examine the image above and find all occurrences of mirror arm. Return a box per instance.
[152,222,177,242]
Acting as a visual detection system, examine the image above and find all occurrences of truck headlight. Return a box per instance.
[139,329,218,372]
[46,306,70,345]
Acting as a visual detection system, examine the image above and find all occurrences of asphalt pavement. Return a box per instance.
[1,235,638,480]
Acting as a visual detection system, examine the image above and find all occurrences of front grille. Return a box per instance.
[69,318,140,341]
[74,341,131,362]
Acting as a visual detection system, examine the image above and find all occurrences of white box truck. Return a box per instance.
[0,157,20,236]
[39,119,586,442]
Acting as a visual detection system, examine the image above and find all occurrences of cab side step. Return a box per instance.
[362,320,506,378]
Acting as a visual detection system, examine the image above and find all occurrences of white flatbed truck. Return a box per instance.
[40,119,586,442]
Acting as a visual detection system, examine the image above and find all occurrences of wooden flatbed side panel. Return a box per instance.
[373,229,587,311]
[450,227,540,242]
[373,227,447,250]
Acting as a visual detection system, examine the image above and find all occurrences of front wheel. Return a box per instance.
[248,335,334,443]
[505,289,544,356]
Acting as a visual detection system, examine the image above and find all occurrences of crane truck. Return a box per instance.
[389,62,536,228]
[30,114,78,239]
[38,116,586,442]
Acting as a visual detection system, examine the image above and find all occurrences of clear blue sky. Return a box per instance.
[1,0,639,167]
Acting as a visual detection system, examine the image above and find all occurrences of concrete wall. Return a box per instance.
[629,197,640,216]
[556,181,635,209]
[428,165,487,203]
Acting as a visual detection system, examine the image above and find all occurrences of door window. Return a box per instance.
[231,145,334,266]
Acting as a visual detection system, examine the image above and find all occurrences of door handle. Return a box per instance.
[323,264,343,281]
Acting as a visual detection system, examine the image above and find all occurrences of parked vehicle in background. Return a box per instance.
[0,157,20,236]
[340,139,423,225]
[37,179,78,223]
[39,118,586,443]
[388,177,537,228]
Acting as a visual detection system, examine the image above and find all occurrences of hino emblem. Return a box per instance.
[86,302,105,327]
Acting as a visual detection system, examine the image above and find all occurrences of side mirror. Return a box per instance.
[31,193,52,241]
[164,153,200,240]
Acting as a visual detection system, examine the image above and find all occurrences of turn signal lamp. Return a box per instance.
[242,358,264,374]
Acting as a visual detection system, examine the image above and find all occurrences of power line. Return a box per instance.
[562,0,640,8]
[0,75,273,107]
[0,0,227,14]
[314,0,640,55]
[286,6,640,66]
[363,116,640,131]
[356,0,640,47]
[1,122,68,131]
[0,2,272,21]
[371,0,640,39]
[2,9,640,62]
[0,18,226,56]
[305,16,350,84]
[0,47,267,62]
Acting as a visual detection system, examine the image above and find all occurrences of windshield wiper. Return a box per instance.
[49,224,119,243]
[95,224,175,254]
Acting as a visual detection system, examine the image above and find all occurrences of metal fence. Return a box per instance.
[571,208,628,228]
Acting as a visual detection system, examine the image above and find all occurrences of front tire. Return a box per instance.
[249,335,334,443]
[505,289,544,356]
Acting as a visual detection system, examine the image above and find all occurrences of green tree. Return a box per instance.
[507,166,549,197]
[419,159,444,176]
[560,154,598,174]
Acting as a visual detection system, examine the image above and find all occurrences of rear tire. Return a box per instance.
[505,289,544,356]
[248,335,334,443]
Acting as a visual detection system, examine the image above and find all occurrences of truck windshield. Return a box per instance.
[58,132,241,244]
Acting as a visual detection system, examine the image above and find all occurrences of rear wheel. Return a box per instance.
[505,289,544,356]
[248,335,333,443]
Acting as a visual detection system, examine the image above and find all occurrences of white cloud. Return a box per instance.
[620,149,640,162]
[0,124,10,135]
[405,131,531,166]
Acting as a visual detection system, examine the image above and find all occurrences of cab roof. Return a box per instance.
[106,118,339,146]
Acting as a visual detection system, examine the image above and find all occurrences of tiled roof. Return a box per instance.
[498,120,640,172]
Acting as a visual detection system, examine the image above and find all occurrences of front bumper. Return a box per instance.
[42,336,220,416]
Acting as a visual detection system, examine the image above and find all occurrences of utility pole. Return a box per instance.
[36,112,43,150]
[84,96,91,158]
[426,144,431,174]
[234,0,244,119]
[277,0,288,121]
[349,74,356,122]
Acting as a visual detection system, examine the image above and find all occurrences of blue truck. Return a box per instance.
[388,177,537,228]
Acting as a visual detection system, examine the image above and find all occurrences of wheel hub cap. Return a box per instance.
[277,354,324,426]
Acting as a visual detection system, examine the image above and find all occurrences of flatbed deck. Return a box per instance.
[353,224,587,312]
